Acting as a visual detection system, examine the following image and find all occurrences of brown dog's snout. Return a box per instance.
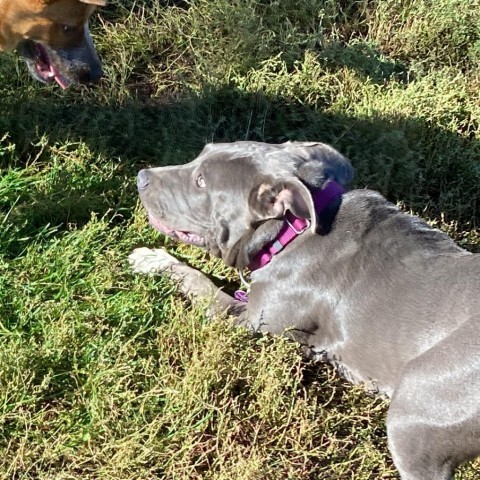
[78,63,103,84]
[137,169,150,190]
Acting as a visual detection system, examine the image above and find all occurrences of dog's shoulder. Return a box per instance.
[340,189,466,256]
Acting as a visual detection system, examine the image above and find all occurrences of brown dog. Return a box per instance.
[0,0,105,88]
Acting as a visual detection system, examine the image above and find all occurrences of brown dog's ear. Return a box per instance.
[79,0,107,5]
[250,179,317,232]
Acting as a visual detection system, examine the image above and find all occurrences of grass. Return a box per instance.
[0,0,479,478]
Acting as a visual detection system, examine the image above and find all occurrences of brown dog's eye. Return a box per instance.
[196,173,206,188]
[62,25,77,34]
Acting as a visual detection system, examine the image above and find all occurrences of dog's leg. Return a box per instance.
[387,316,480,480]
[129,247,247,318]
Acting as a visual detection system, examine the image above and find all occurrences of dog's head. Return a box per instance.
[1,0,105,87]
[137,141,353,269]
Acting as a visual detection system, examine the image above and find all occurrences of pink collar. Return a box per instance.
[248,180,345,271]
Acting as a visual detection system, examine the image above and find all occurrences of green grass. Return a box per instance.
[0,0,479,478]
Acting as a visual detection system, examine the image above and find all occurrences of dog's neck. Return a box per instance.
[248,180,345,271]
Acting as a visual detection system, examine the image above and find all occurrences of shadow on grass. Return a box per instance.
[1,80,479,258]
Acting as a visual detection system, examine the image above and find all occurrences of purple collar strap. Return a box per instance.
[248,180,345,271]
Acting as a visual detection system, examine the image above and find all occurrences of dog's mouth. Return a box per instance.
[18,40,71,89]
[149,214,205,247]
[31,42,71,89]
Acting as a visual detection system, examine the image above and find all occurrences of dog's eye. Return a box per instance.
[62,25,77,34]
[196,173,206,188]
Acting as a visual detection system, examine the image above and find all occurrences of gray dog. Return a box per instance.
[129,141,480,480]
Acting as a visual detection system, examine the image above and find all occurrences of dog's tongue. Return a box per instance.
[34,43,70,89]
[49,63,70,90]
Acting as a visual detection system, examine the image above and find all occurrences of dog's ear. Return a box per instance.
[250,178,317,231]
[281,142,354,189]
[79,0,107,5]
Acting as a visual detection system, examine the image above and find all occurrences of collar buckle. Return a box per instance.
[285,217,310,235]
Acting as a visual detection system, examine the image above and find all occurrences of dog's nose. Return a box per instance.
[78,65,103,84]
[137,169,150,190]
[87,70,103,84]
[88,64,103,83]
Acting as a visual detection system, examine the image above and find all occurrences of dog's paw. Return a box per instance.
[129,247,181,274]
